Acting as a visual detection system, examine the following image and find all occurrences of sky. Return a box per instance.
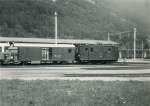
[111,0,150,34]
[113,0,149,22]
[113,0,148,2]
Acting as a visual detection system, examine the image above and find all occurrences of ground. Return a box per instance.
[0,62,150,106]
[0,80,150,106]
[0,63,150,81]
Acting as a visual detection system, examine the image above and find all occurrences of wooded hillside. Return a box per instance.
[0,0,149,48]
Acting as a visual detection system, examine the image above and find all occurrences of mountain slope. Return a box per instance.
[0,0,149,47]
[0,0,133,39]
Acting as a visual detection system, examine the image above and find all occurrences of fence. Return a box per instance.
[119,49,150,59]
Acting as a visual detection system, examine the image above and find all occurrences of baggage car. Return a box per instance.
[18,43,75,64]
[18,47,42,64]
[41,45,75,64]
[0,43,75,64]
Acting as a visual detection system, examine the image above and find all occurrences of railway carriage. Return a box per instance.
[76,44,118,63]
[40,45,75,64]
[18,47,42,64]
[0,43,75,64]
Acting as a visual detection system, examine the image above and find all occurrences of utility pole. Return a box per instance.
[133,27,137,59]
[54,11,58,44]
[52,0,58,44]
[108,31,131,59]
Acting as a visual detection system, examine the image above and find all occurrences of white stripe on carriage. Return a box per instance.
[0,43,75,48]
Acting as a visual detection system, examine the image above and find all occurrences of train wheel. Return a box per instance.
[21,61,28,65]
[100,61,106,64]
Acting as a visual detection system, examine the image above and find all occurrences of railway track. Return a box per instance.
[64,73,150,77]
[1,63,150,81]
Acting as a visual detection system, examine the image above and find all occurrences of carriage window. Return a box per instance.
[108,48,111,51]
[42,48,46,59]
[108,48,111,53]
[49,48,52,53]
[90,48,94,52]
[68,49,72,53]
[85,48,88,51]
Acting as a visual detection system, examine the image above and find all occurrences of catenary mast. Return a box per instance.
[52,0,58,44]
[54,11,58,44]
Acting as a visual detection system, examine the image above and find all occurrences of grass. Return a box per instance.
[0,80,150,106]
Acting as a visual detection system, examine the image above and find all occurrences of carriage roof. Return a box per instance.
[0,43,75,48]
[0,37,118,45]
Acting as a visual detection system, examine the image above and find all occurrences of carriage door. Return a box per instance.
[6,46,18,61]
[103,46,112,60]
[49,48,52,60]
[42,48,49,61]
[79,45,89,61]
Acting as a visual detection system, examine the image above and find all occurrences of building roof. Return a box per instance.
[0,37,118,45]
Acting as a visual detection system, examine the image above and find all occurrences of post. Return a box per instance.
[142,40,144,58]
[2,46,5,52]
[54,11,58,44]
[133,27,136,59]
[119,33,122,59]
[119,33,122,40]
[119,50,122,59]
[108,32,110,41]
[127,32,130,58]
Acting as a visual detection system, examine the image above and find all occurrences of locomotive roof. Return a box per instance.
[0,43,75,48]
[0,37,118,45]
